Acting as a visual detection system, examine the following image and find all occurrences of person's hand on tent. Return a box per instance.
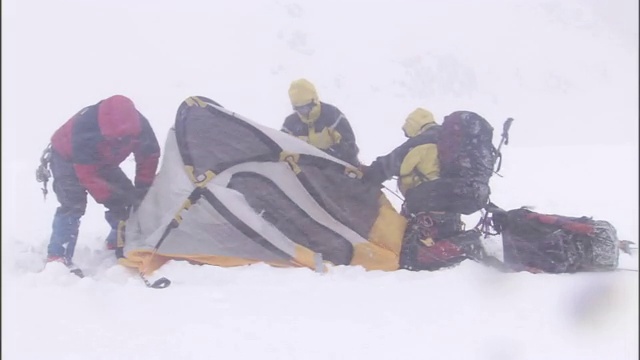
[361,162,386,188]
[104,205,129,228]
[326,146,338,157]
[104,182,135,216]
[131,185,150,212]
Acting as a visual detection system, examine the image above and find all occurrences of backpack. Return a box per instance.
[487,206,621,273]
[404,111,499,215]
[438,111,497,183]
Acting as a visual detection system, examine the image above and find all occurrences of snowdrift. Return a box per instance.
[118,96,407,274]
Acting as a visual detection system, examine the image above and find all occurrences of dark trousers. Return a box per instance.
[47,151,133,259]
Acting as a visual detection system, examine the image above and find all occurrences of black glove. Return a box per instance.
[325,147,338,157]
[132,185,150,211]
[103,183,146,215]
[104,206,129,227]
[361,162,387,186]
[104,179,136,208]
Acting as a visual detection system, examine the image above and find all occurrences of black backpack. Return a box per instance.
[404,111,500,215]
[486,206,622,273]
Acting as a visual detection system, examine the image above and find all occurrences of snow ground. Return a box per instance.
[2,0,638,359]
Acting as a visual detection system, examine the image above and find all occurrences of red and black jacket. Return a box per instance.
[50,99,160,204]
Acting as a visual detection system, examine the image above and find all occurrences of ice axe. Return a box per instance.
[140,273,172,289]
[494,117,514,174]
[36,143,53,200]
[136,187,206,289]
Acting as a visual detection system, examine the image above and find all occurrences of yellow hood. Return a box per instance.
[402,108,436,138]
[288,79,319,106]
[289,78,321,123]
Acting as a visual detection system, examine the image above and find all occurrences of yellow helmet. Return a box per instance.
[288,78,319,107]
[288,78,322,122]
[402,108,436,138]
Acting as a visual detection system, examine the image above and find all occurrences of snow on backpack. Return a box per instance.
[405,111,510,215]
[485,205,626,273]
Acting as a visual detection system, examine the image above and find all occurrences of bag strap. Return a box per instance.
[474,202,509,236]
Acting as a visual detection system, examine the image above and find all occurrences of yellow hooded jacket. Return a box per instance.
[366,108,441,195]
[281,79,360,166]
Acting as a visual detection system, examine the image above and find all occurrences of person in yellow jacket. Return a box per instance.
[363,108,475,269]
[281,79,360,167]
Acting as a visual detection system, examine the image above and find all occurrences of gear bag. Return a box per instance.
[485,205,623,273]
[405,111,504,215]
[399,211,483,271]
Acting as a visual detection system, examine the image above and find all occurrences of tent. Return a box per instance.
[118,96,407,274]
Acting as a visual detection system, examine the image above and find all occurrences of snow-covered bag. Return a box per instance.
[490,207,621,273]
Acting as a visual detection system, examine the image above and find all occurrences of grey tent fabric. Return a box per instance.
[122,96,398,270]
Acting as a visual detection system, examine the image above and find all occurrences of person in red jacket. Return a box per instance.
[46,95,160,272]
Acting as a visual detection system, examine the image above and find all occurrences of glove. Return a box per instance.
[325,147,338,157]
[104,186,148,223]
[132,185,150,211]
[361,162,387,186]
[103,179,135,208]
[105,206,129,227]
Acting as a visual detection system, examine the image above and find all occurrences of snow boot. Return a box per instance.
[47,255,85,278]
